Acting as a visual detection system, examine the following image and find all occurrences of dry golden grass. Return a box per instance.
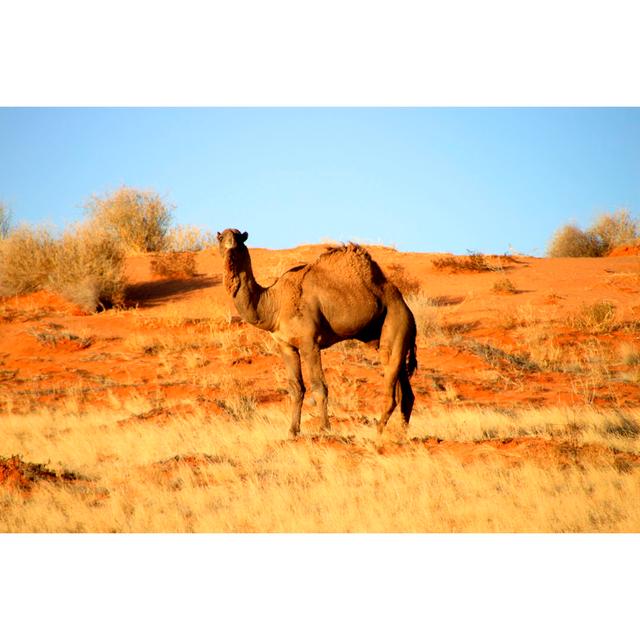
[1,398,639,533]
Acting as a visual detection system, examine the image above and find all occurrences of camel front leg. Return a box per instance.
[301,343,330,432]
[278,342,305,437]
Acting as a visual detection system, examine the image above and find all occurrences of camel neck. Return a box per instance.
[224,248,276,331]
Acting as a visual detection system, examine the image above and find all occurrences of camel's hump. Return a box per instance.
[318,242,372,260]
[312,243,387,285]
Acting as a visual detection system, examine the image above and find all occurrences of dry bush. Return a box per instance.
[0,202,11,238]
[547,224,602,257]
[0,225,56,295]
[590,210,638,254]
[0,224,126,310]
[47,226,127,310]
[572,302,617,334]
[620,343,640,367]
[84,186,173,253]
[385,263,421,296]
[166,225,216,252]
[492,277,517,294]
[151,252,197,278]
[432,252,491,272]
[547,211,638,257]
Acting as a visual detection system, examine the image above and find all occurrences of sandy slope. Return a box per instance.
[1,245,639,415]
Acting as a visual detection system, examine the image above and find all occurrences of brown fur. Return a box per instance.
[217,229,417,437]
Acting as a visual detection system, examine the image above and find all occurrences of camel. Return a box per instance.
[216,228,417,437]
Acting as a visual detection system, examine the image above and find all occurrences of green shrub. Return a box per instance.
[84,186,173,253]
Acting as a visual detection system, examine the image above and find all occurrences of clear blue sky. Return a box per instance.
[1,108,638,255]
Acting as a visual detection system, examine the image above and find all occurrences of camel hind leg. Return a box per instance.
[378,308,416,435]
[399,367,415,424]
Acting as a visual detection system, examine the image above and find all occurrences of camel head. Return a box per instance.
[217,228,248,255]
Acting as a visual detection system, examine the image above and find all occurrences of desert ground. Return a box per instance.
[1,244,639,532]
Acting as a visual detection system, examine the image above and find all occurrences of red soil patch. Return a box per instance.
[0,290,88,320]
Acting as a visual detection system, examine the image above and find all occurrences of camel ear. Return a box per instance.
[240,231,248,243]
[216,232,222,241]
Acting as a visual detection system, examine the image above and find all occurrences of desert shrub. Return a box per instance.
[84,186,173,253]
[166,225,216,252]
[0,225,57,295]
[547,211,639,257]
[492,278,517,294]
[432,252,491,272]
[547,225,603,257]
[589,210,639,254]
[572,302,617,334]
[0,202,11,238]
[47,226,126,310]
[0,224,126,310]
[151,251,197,278]
[386,263,421,295]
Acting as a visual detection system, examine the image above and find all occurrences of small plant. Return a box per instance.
[28,326,93,349]
[460,338,540,373]
[572,302,617,334]
[432,252,491,273]
[84,186,173,253]
[620,343,640,367]
[492,278,517,294]
[151,252,197,278]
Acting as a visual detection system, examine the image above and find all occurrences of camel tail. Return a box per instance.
[407,341,418,377]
